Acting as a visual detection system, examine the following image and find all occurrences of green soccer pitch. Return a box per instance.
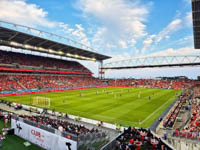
[0,87,182,128]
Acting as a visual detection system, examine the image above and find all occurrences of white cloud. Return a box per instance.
[119,40,128,49]
[58,22,91,47]
[0,0,55,27]
[92,27,107,46]
[129,39,137,46]
[105,53,132,64]
[141,34,156,54]
[177,35,193,45]
[58,22,74,34]
[72,24,91,46]
[149,47,200,57]
[105,43,116,49]
[76,0,150,51]
[155,19,182,43]
[0,0,93,51]
[185,12,192,26]
[141,9,193,55]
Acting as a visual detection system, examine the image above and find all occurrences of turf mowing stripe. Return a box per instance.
[0,87,181,128]
[62,108,139,125]
[140,96,176,125]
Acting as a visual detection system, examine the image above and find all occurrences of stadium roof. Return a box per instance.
[0,21,111,61]
[192,0,200,49]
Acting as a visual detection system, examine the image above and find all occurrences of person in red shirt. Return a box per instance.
[195,120,199,127]
[129,139,134,145]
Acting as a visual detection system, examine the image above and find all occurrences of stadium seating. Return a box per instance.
[115,127,172,150]
[108,79,200,90]
[19,115,103,136]
[193,86,200,98]
[0,74,106,92]
[162,91,191,128]
[1,73,199,93]
[0,50,91,73]
[173,87,200,140]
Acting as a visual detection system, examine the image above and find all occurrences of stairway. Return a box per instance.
[11,76,27,90]
[17,80,28,90]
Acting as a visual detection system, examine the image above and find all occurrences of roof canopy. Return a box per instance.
[0,21,111,61]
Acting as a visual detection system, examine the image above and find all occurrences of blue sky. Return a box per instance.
[0,0,199,78]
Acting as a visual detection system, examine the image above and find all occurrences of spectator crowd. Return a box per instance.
[173,89,200,140]
[108,79,200,90]
[0,50,90,73]
[0,74,106,92]
[162,91,191,128]
[19,115,103,136]
[115,127,172,150]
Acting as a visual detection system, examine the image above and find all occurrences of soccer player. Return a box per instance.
[62,99,65,104]
[148,96,151,101]
[138,92,141,99]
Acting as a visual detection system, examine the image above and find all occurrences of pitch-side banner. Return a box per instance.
[11,119,77,150]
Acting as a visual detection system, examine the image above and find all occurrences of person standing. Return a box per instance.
[138,92,141,99]
[3,115,8,128]
[148,96,151,101]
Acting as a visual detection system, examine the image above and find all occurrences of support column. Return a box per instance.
[98,61,105,79]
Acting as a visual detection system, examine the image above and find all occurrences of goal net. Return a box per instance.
[31,96,51,108]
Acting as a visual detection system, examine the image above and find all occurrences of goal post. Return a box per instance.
[31,96,50,108]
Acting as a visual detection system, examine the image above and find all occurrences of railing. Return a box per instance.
[0,20,97,53]
[11,114,108,146]
[100,133,122,150]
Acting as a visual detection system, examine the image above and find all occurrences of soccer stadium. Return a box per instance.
[0,0,200,150]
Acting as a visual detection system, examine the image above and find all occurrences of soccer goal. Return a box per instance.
[31,96,51,108]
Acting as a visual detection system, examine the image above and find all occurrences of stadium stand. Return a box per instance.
[193,86,200,98]
[0,50,91,73]
[172,87,200,140]
[112,127,172,150]
[162,91,191,128]
[108,79,200,90]
[0,48,200,150]
[0,73,199,93]
[0,74,106,92]
[19,115,104,136]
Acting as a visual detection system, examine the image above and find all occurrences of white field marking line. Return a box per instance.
[140,96,175,125]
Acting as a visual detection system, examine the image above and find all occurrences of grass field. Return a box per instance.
[1,87,182,128]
